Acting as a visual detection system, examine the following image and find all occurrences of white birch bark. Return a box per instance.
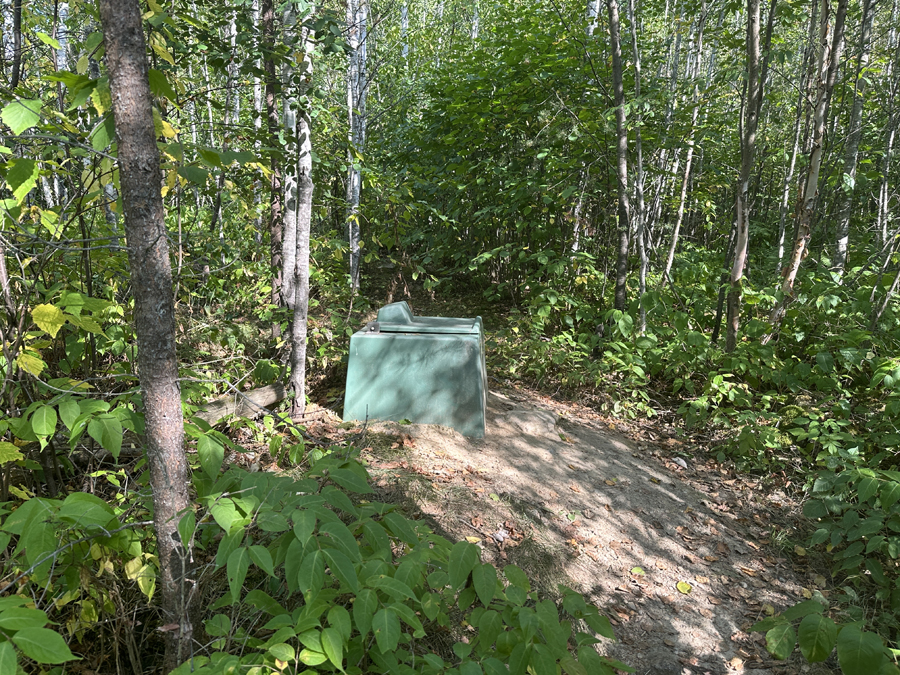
[346,0,368,291]
[282,5,300,307]
[586,0,601,36]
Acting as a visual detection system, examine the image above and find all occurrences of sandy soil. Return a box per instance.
[335,387,838,675]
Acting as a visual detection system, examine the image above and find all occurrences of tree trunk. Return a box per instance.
[626,0,647,331]
[768,0,847,332]
[833,0,874,276]
[289,24,315,418]
[97,0,194,668]
[262,0,284,326]
[281,6,300,308]
[11,0,21,89]
[586,0,601,36]
[607,0,631,311]
[346,0,368,292]
[726,0,763,353]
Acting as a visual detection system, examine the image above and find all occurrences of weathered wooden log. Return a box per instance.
[191,383,287,426]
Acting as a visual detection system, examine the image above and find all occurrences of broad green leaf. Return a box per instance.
[31,405,57,437]
[32,304,65,339]
[782,599,827,621]
[227,547,251,603]
[58,399,80,431]
[178,510,196,547]
[504,564,531,591]
[197,434,225,479]
[7,158,40,202]
[58,492,116,528]
[12,627,78,664]
[372,607,400,653]
[322,548,359,593]
[248,544,274,576]
[177,165,209,185]
[1,99,42,134]
[472,563,497,606]
[881,482,900,511]
[765,623,796,660]
[321,626,345,672]
[87,414,123,460]
[0,441,23,464]
[293,509,317,546]
[857,477,879,502]
[449,541,480,589]
[329,605,352,642]
[299,649,328,666]
[798,614,837,663]
[354,588,378,638]
[837,626,885,675]
[329,468,373,493]
[148,69,178,101]
[36,31,61,49]
[368,574,416,601]
[320,520,362,562]
[243,590,285,616]
[0,607,49,630]
[383,511,419,545]
[268,643,294,662]
[0,642,16,674]
[298,550,325,602]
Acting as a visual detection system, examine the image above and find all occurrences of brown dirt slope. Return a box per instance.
[355,387,836,675]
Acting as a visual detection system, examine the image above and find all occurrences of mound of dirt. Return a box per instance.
[357,388,836,675]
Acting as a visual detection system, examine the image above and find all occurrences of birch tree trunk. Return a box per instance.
[607,0,631,311]
[97,0,194,668]
[768,0,847,332]
[833,0,874,276]
[281,5,300,307]
[726,0,762,353]
[346,0,368,292]
[290,24,315,418]
[586,0,601,36]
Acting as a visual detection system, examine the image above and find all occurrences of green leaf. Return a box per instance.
[782,599,827,621]
[368,574,417,602]
[197,434,225,479]
[177,165,209,185]
[880,482,900,511]
[87,414,123,460]
[227,547,251,602]
[321,626,345,672]
[372,607,400,653]
[798,614,837,663]
[421,592,441,621]
[320,520,362,562]
[472,563,497,606]
[248,544,274,576]
[383,512,419,545]
[58,492,116,529]
[354,588,378,638]
[297,550,325,602]
[299,649,328,666]
[12,627,78,664]
[1,99,42,135]
[17,352,46,376]
[7,158,40,203]
[178,510,196,547]
[0,607,49,630]
[449,541,480,589]
[765,623,796,660]
[0,642,16,674]
[243,590,285,616]
[268,643,294,662]
[328,605,352,642]
[857,477,879,503]
[329,468,373,493]
[504,564,531,591]
[31,405,57,438]
[147,69,178,102]
[322,547,359,593]
[58,399,80,431]
[0,441,23,465]
[837,626,885,675]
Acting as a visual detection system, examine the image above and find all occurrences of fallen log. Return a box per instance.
[191,383,287,426]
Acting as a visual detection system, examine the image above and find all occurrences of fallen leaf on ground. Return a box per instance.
[677,581,692,594]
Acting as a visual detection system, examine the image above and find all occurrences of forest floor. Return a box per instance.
[308,383,838,675]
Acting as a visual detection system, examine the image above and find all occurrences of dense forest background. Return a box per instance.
[1,0,900,672]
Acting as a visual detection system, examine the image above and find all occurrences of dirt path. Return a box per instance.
[343,387,836,675]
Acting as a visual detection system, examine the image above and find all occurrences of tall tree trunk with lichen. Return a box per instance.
[97,0,194,668]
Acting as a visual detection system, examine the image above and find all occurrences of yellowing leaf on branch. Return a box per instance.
[32,303,66,337]
[16,352,46,376]
[0,442,23,465]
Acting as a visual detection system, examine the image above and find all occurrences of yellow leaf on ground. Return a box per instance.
[676,581,692,594]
